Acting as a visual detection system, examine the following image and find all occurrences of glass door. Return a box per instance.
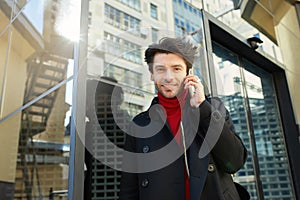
[212,42,295,200]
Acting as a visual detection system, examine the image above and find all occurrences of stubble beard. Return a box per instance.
[155,82,185,99]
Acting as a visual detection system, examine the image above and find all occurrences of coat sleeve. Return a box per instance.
[197,97,247,174]
[119,124,139,200]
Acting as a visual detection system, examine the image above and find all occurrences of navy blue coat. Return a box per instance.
[119,96,248,200]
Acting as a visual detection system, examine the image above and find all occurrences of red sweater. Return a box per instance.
[158,90,190,200]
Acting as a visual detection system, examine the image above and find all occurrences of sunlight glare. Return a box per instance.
[55,0,81,42]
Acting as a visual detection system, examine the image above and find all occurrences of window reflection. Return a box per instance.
[104,32,142,64]
[104,3,141,35]
[212,44,258,196]
[104,63,142,87]
[84,77,130,199]
[16,88,70,199]
[243,60,295,199]
[0,0,76,199]
[212,42,295,199]
[150,3,158,19]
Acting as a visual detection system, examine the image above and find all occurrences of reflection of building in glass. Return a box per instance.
[173,0,203,36]
[213,40,295,199]
[15,54,70,199]
[172,0,210,94]
[103,32,142,65]
[221,93,294,199]
[86,0,174,198]
[0,0,74,199]
[84,78,130,200]
[88,0,175,117]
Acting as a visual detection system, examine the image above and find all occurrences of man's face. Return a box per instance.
[151,53,187,98]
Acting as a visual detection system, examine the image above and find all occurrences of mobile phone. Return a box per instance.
[188,69,195,96]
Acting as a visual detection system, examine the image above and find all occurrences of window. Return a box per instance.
[104,4,141,35]
[151,28,158,42]
[212,42,295,200]
[150,3,158,19]
[116,0,141,11]
[104,32,142,64]
[104,63,142,87]
[184,2,187,9]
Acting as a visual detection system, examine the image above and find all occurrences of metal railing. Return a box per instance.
[49,188,68,200]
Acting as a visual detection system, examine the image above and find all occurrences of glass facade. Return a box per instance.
[212,42,295,199]
[0,0,299,199]
[173,0,203,35]
[0,0,77,199]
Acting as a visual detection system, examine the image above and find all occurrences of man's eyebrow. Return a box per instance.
[153,64,165,68]
[171,64,184,68]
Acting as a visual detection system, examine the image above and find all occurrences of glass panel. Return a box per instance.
[85,2,209,199]
[212,42,295,199]
[0,0,79,199]
[243,60,295,200]
[212,42,258,198]
[85,2,156,198]
[85,7,154,195]
[1,0,76,118]
[172,2,209,93]
[15,87,72,199]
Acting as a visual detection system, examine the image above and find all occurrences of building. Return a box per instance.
[0,0,299,199]
[0,0,73,199]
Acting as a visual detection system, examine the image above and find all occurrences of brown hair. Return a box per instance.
[144,37,198,73]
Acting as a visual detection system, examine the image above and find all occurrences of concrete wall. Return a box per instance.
[275,2,300,124]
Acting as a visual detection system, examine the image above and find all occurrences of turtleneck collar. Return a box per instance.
[157,89,188,111]
[157,88,188,139]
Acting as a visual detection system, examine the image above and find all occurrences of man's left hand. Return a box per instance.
[184,75,206,108]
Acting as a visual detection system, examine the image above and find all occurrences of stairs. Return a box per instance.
[14,52,68,199]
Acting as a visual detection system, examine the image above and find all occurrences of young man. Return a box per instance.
[119,37,248,200]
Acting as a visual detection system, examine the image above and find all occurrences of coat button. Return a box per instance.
[141,179,149,187]
[208,164,215,172]
[142,145,150,153]
[212,111,221,120]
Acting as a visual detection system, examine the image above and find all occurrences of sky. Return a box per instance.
[23,0,44,35]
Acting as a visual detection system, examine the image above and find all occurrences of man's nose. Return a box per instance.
[164,69,173,82]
